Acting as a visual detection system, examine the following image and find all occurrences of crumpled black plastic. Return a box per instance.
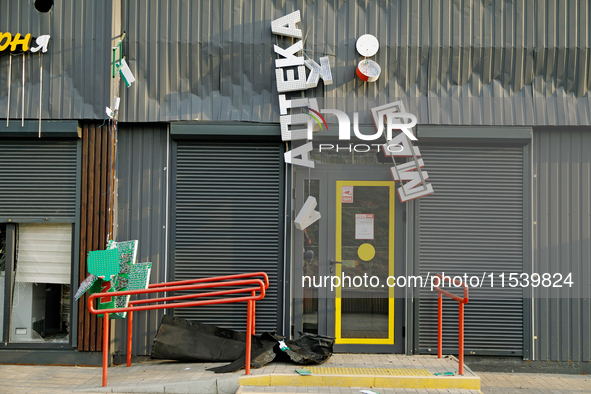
[208,331,335,373]
[207,332,281,373]
[151,315,258,362]
[278,332,335,365]
[150,315,334,372]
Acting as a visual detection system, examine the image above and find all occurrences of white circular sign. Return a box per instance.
[356,34,379,57]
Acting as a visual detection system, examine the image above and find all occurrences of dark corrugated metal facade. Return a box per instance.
[532,128,591,362]
[114,124,169,356]
[1,0,590,124]
[0,0,589,365]
[0,0,114,119]
[119,0,591,125]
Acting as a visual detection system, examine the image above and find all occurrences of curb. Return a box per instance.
[74,376,240,394]
[239,373,481,390]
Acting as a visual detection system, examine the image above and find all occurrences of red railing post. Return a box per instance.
[88,273,268,386]
[437,294,442,359]
[433,274,468,376]
[102,312,109,387]
[459,301,464,376]
[246,299,253,375]
[251,290,256,336]
[127,311,133,367]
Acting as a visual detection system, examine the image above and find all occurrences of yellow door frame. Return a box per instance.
[334,180,395,345]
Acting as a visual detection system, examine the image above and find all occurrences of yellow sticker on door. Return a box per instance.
[357,243,376,261]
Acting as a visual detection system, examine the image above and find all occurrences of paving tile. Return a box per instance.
[2,355,590,394]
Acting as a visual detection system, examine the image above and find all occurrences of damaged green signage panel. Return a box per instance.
[87,248,120,281]
[75,240,151,319]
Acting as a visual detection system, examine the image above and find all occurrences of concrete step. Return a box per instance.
[238,364,481,391]
[237,386,482,394]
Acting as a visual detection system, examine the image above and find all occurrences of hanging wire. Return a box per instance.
[38,62,43,137]
[302,48,336,57]
[108,44,123,242]
[6,54,13,127]
[21,53,25,127]
[98,116,111,128]
[308,149,312,198]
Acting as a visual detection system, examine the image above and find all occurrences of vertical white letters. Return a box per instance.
[284,142,314,168]
[271,11,303,38]
[305,56,333,88]
[294,196,321,230]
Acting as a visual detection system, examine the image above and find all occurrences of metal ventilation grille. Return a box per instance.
[0,140,78,221]
[418,146,524,356]
[173,142,282,332]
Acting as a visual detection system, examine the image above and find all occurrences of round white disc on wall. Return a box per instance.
[356,34,379,57]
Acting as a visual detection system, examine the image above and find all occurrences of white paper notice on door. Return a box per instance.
[355,214,374,240]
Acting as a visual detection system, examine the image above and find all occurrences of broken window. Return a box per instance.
[9,223,72,343]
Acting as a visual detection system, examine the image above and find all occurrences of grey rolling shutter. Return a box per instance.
[174,142,282,332]
[419,146,524,356]
[0,140,78,221]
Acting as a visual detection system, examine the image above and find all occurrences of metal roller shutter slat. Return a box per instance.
[0,141,78,220]
[419,146,524,355]
[174,142,281,332]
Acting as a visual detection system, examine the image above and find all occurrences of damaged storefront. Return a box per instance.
[0,122,80,348]
[0,1,589,373]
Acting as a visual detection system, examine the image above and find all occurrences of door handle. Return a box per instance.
[329,260,341,273]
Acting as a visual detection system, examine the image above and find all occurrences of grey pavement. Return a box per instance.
[479,372,591,393]
[0,357,590,394]
[0,360,244,394]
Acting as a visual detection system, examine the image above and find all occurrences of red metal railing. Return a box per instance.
[88,272,269,387]
[433,274,469,375]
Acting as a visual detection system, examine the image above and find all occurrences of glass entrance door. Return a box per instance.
[293,165,404,353]
[334,181,395,344]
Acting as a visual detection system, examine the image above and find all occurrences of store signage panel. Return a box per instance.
[272,11,433,229]
[0,32,50,53]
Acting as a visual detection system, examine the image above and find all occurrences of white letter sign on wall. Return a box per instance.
[271,11,303,38]
[278,95,320,141]
[278,95,319,115]
[371,100,434,203]
[29,35,51,53]
[284,142,314,168]
[280,114,313,141]
[371,101,418,141]
[274,41,304,68]
[272,10,333,165]
[305,56,333,88]
[275,66,307,93]
[294,196,321,230]
[381,131,421,158]
[389,159,434,202]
